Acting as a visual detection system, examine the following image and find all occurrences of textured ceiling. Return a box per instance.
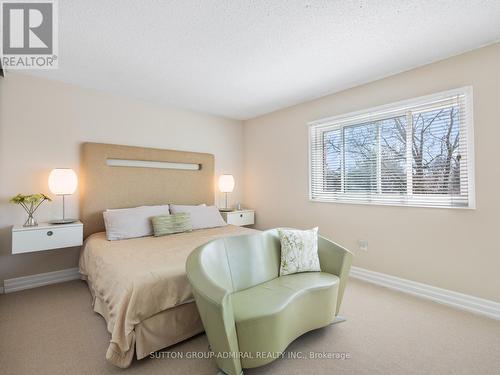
[26,0,500,120]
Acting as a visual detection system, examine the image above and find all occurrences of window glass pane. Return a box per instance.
[344,122,377,192]
[323,129,341,192]
[412,106,461,195]
[380,116,407,193]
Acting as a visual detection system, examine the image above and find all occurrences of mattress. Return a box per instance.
[79,225,257,367]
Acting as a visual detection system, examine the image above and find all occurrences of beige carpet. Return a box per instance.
[1,278,499,375]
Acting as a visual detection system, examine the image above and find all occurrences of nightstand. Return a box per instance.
[220,209,255,226]
[11,221,83,254]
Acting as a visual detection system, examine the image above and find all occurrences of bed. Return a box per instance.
[79,225,256,367]
[78,142,256,367]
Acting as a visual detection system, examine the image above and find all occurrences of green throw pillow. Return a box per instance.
[152,213,192,237]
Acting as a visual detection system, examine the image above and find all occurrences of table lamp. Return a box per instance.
[218,174,235,212]
[48,168,78,224]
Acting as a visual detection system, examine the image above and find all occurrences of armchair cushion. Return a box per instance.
[231,272,339,368]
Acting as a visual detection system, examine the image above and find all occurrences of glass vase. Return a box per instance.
[23,212,38,227]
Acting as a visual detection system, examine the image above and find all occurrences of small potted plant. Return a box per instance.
[10,193,52,227]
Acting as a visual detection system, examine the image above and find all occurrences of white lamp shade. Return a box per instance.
[218,174,235,193]
[48,168,78,195]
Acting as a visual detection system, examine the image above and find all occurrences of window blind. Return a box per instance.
[309,88,474,208]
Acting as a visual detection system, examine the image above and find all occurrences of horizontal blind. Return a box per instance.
[309,88,474,208]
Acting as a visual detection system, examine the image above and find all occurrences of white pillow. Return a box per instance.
[169,204,226,230]
[278,227,321,276]
[103,205,170,241]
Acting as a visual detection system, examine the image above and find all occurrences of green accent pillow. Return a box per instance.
[278,227,321,276]
[152,213,192,237]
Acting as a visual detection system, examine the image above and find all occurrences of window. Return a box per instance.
[309,88,474,208]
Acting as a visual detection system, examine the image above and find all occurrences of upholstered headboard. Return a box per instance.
[80,142,215,238]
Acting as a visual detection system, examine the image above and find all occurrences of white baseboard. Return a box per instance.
[350,266,500,320]
[4,267,80,294]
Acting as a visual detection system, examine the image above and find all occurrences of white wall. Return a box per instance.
[0,73,244,283]
[243,43,500,302]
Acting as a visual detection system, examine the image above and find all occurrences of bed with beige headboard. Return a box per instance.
[78,142,256,367]
[80,142,215,238]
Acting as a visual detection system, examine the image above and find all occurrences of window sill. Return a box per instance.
[308,197,475,210]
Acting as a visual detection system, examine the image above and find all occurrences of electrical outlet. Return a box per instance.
[358,239,368,252]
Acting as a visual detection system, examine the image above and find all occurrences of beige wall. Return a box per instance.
[0,73,244,284]
[243,43,500,302]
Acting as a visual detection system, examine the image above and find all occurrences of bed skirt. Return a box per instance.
[87,279,204,368]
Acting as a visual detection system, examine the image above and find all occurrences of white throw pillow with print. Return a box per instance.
[278,227,321,276]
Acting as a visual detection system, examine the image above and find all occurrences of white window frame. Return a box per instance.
[308,87,475,209]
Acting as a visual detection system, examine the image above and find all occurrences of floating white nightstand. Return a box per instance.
[11,221,83,254]
[220,210,255,227]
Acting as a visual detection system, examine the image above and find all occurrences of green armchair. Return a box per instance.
[186,229,352,375]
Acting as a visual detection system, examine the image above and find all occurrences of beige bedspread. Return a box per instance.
[79,225,257,367]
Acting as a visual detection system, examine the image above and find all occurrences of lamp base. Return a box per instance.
[49,218,78,225]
